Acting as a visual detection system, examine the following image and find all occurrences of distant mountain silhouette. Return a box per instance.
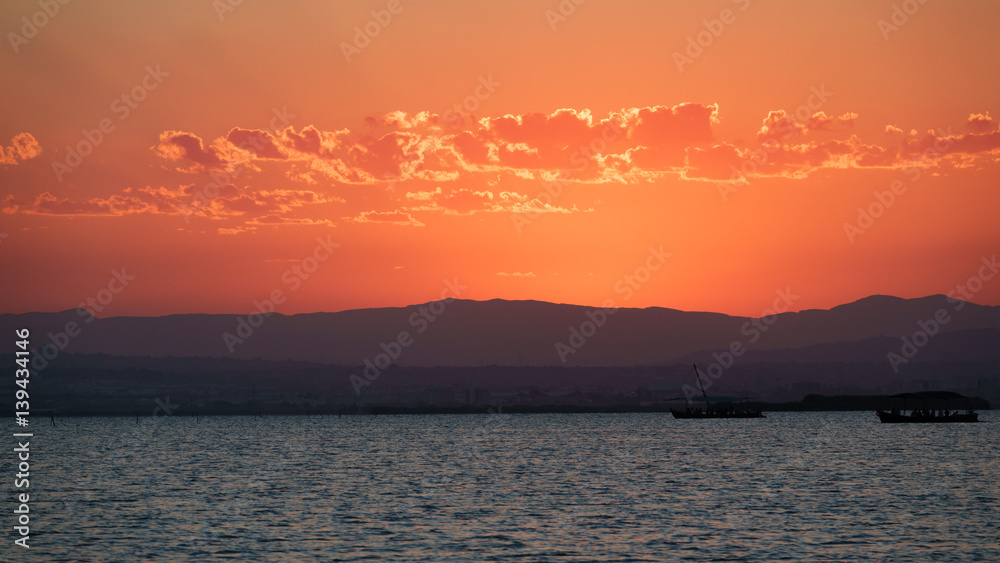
[677,328,1000,365]
[2,294,997,366]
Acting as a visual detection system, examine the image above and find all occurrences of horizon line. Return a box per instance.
[1,292,988,321]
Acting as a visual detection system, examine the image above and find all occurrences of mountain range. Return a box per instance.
[4,294,998,367]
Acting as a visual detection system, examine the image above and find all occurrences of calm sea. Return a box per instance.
[4,412,998,561]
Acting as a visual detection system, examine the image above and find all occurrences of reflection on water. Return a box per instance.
[7,412,998,561]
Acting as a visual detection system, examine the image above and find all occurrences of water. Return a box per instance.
[4,412,998,561]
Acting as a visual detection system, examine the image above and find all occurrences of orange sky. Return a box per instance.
[2,0,999,317]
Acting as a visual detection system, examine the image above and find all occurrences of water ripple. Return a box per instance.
[2,412,997,561]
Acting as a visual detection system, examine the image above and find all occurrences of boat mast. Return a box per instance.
[692,364,711,411]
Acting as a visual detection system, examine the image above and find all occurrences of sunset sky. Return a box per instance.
[2,0,999,318]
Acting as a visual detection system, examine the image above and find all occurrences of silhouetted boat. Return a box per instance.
[876,392,980,423]
[668,364,764,419]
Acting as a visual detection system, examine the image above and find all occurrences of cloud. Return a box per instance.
[246,215,336,227]
[405,187,444,201]
[182,187,342,221]
[487,109,601,148]
[848,139,897,167]
[144,105,745,188]
[895,127,1000,158]
[757,110,804,142]
[217,226,255,235]
[3,191,153,216]
[366,110,436,130]
[470,104,719,173]
[757,111,857,145]
[137,106,1000,214]
[627,103,717,147]
[11,101,999,241]
[497,196,576,216]
[155,131,226,169]
[885,125,907,138]
[0,133,42,166]
[685,143,745,180]
[439,188,496,214]
[406,187,494,215]
[4,184,341,230]
[278,125,346,156]
[400,186,578,218]
[934,130,1000,156]
[452,130,491,165]
[396,104,716,175]
[352,209,425,227]
[805,111,858,132]
[967,112,995,134]
[226,128,287,160]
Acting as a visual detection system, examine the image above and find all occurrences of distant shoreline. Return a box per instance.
[8,395,992,419]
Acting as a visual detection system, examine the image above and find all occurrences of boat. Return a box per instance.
[668,364,764,419]
[876,392,980,423]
